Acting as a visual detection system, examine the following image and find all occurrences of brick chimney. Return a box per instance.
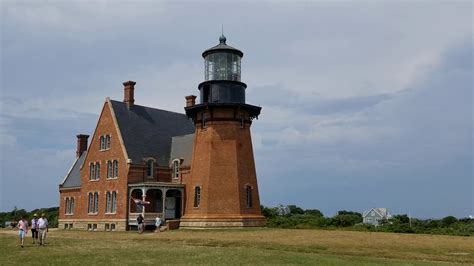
[123,80,136,109]
[76,134,89,158]
[185,95,197,107]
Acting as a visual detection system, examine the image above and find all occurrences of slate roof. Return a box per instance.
[170,134,195,167]
[60,151,87,188]
[110,100,195,166]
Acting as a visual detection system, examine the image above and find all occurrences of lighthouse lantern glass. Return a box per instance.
[204,53,241,81]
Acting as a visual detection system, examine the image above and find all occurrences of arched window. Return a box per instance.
[105,192,111,213]
[105,135,111,149]
[146,159,154,178]
[113,160,118,178]
[246,185,253,208]
[70,198,74,214]
[89,163,95,181]
[193,186,201,208]
[94,192,99,213]
[107,161,112,179]
[173,159,180,179]
[112,191,117,213]
[88,193,93,213]
[100,136,105,150]
[95,163,100,180]
[65,198,69,214]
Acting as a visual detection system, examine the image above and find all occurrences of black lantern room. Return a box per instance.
[185,35,261,122]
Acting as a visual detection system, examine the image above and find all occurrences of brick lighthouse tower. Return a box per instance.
[180,35,266,227]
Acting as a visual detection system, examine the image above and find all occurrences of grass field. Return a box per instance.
[0,228,472,265]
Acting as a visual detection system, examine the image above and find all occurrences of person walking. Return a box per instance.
[38,213,48,246]
[31,214,39,245]
[137,214,144,234]
[17,216,28,248]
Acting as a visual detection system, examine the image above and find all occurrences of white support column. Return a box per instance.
[162,188,168,220]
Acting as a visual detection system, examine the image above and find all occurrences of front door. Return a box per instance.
[165,197,176,219]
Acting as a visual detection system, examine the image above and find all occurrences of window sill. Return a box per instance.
[105,212,117,215]
[65,213,74,216]
[106,177,118,181]
[89,179,100,182]
[88,213,99,216]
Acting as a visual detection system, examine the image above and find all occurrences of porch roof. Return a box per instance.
[128,182,185,189]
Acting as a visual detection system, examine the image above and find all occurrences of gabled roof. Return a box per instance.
[363,208,390,218]
[60,151,87,189]
[110,100,195,166]
[170,133,194,167]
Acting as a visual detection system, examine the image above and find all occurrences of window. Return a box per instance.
[173,159,180,179]
[146,159,154,178]
[105,135,111,149]
[246,186,253,208]
[112,191,117,213]
[95,163,100,180]
[105,224,110,231]
[87,224,92,230]
[69,223,73,229]
[88,193,93,213]
[194,186,201,208]
[240,113,245,129]
[93,224,97,231]
[64,223,68,230]
[89,163,95,180]
[107,161,112,179]
[105,191,116,214]
[65,197,75,215]
[65,198,69,214]
[100,136,105,150]
[105,192,111,213]
[201,113,207,129]
[94,192,99,213]
[113,160,118,178]
[110,224,116,231]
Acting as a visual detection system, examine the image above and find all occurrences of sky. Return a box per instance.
[0,1,472,218]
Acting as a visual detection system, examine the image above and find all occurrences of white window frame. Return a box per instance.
[113,160,118,178]
[172,159,180,179]
[194,186,201,208]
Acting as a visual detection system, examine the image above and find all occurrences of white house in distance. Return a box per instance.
[363,208,392,226]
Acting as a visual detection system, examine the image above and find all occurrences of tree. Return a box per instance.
[304,209,324,217]
[287,205,305,215]
[441,216,458,227]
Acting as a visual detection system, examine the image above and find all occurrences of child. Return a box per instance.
[18,216,28,248]
[155,216,162,233]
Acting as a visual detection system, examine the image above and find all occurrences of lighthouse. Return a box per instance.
[180,35,266,227]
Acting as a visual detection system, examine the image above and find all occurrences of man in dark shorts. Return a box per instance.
[31,214,39,245]
[137,214,144,234]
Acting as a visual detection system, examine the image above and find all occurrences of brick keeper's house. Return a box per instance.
[58,35,266,230]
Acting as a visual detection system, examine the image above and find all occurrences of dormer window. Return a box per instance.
[146,159,154,178]
[172,159,180,179]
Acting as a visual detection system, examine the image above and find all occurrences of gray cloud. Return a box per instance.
[1,1,471,218]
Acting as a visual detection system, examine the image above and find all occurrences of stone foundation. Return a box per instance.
[180,215,266,228]
[58,219,127,231]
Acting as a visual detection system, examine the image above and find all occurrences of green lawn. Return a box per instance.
[0,228,472,265]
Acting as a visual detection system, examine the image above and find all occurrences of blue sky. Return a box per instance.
[1,1,472,218]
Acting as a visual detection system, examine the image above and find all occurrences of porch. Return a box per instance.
[128,183,185,228]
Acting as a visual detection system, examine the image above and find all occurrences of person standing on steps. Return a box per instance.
[137,214,144,234]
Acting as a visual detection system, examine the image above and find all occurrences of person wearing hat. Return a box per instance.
[38,213,48,246]
[31,213,39,245]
